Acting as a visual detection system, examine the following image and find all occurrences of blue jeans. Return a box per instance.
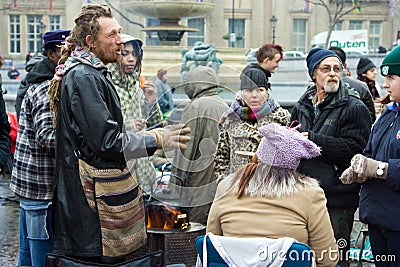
[18,198,53,267]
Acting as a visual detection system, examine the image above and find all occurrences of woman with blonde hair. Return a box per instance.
[214,68,291,180]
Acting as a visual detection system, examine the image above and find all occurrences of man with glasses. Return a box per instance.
[290,48,372,267]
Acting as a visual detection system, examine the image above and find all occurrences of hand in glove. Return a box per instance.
[339,167,358,184]
[340,154,388,184]
[148,124,191,150]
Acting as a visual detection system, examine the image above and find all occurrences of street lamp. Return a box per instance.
[38,19,46,38]
[230,0,236,47]
[38,19,46,53]
[270,15,277,44]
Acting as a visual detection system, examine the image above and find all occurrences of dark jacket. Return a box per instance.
[0,90,11,172]
[341,74,376,122]
[359,104,400,231]
[242,63,271,90]
[291,83,372,209]
[53,63,157,257]
[15,55,48,120]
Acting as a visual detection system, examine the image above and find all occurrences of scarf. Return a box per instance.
[54,47,106,80]
[108,63,138,92]
[358,75,380,99]
[222,95,280,122]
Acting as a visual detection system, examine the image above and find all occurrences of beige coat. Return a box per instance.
[207,177,339,267]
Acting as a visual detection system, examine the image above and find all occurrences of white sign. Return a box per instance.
[311,29,369,53]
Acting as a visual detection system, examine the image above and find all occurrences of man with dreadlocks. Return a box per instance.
[107,34,162,201]
[10,29,70,267]
[47,4,190,263]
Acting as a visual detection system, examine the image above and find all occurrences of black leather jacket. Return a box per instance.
[53,63,156,257]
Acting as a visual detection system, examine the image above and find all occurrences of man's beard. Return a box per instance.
[324,77,340,93]
[94,44,123,64]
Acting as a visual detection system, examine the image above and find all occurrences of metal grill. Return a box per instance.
[128,222,206,267]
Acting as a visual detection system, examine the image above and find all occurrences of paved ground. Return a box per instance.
[0,174,19,267]
[0,174,375,267]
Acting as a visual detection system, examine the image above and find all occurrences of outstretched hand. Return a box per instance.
[148,124,191,150]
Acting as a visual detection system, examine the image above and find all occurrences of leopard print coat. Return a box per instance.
[214,107,291,180]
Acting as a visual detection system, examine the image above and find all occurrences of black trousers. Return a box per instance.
[368,224,400,267]
[328,206,357,267]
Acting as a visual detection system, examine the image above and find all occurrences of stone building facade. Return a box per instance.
[0,0,398,61]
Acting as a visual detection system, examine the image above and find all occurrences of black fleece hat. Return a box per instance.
[357,57,375,75]
[240,68,268,90]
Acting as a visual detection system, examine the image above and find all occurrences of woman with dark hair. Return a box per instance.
[208,123,339,267]
[108,34,162,197]
[357,57,384,116]
[357,57,381,100]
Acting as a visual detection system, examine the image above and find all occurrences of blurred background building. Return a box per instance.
[0,0,399,59]
[0,0,396,99]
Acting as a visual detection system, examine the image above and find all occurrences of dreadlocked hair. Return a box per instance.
[47,4,113,127]
[48,37,73,127]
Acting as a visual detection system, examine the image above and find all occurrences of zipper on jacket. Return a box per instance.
[389,112,399,128]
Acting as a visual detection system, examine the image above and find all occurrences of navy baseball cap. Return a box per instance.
[42,29,71,47]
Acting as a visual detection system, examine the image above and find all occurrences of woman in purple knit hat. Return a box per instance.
[207,123,339,267]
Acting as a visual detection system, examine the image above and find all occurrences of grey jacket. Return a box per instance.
[171,80,228,224]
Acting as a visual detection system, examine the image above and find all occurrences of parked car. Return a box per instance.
[246,48,307,63]
[283,51,306,59]
[245,48,258,64]
[345,50,367,57]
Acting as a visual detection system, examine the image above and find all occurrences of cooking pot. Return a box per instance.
[146,174,190,230]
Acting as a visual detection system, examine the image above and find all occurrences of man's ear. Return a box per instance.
[262,57,270,65]
[85,35,95,49]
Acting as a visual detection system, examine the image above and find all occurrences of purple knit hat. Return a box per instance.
[256,123,321,169]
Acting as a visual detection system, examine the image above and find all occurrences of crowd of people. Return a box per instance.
[0,3,399,267]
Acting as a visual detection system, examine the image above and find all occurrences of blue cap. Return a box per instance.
[306,48,342,79]
[42,29,71,47]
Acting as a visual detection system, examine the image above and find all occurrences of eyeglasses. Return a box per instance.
[318,66,342,74]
